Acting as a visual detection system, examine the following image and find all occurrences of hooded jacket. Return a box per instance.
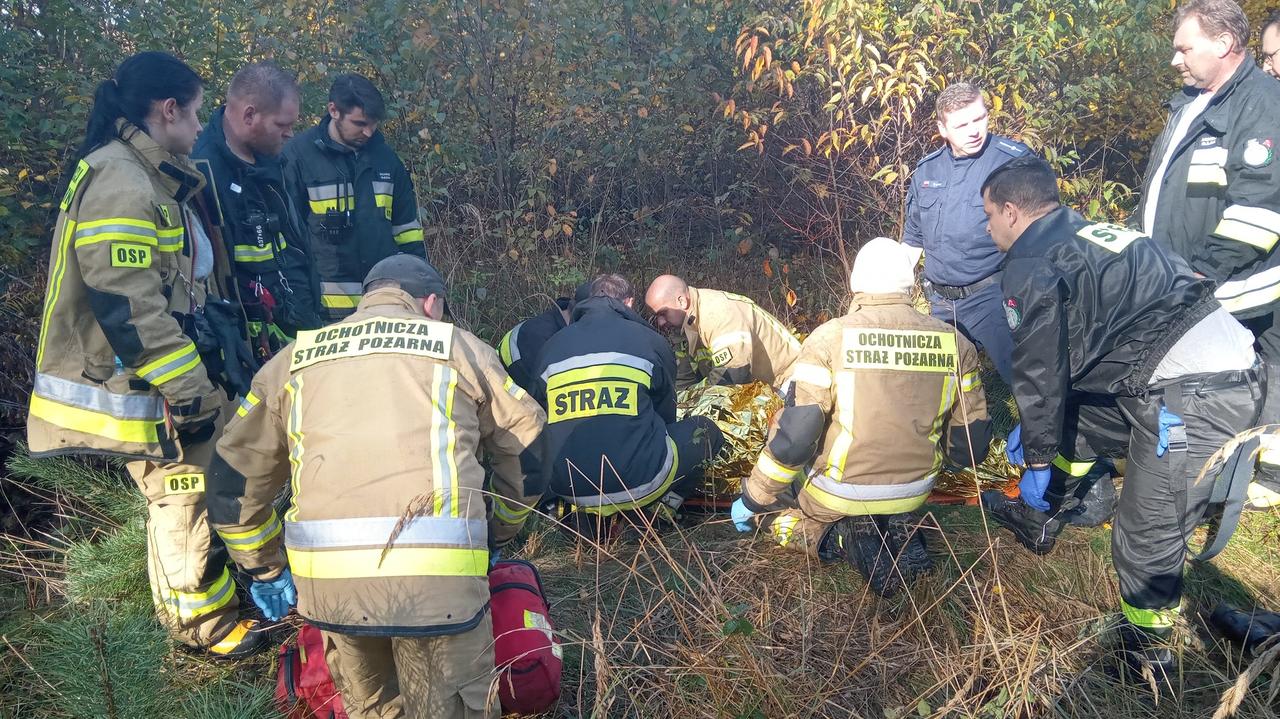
[207,288,546,636]
[282,115,425,320]
[28,122,231,461]
[1135,58,1280,317]
[532,296,681,514]
[1003,206,1219,465]
[743,293,989,515]
[192,106,321,339]
[682,287,801,388]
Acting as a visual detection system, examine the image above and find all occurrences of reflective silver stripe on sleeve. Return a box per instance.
[807,473,936,501]
[567,437,676,507]
[306,183,355,201]
[320,281,365,295]
[33,373,165,420]
[371,181,395,196]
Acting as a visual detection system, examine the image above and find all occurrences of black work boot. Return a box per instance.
[1117,621,1178,692]
[1062,475,1117,527]
[980,490,1063,555]
[843,516,904,598]
[885,513,933,582]
[205,619,268,660]
[1209,604,1280,655]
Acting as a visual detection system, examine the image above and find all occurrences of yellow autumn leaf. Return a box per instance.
[785,288,797,306]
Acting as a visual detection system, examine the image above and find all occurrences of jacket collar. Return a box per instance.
[571,295,646,325]
[1170,55,1256,134]
[849,292,913,309]
[683,286,703,330]
[1006,205,1077,259]
[354,287,426,315]
[117,119,205,202]
[313,113,386,156]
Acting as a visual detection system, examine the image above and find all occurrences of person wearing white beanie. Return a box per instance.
[730,235,991,597]
[849,237,916,295]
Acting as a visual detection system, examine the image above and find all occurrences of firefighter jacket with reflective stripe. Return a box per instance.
[207,288,546,636]
[282,116,426,320]
[28,122,231,461]
[682,287,800,388]
[499,298,570,394]
[743,294,989,516]
[531,297,681,512]
[1135,59,1280,318]
[1003,206,1219,465]
[192,107,322,336]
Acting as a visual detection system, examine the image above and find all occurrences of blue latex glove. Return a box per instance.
[1155,406,1184,457]
[730,498,756,532]
[1006,424,1024,466]
[489,550,501,569]
[250,568,297,621]
[1018,466,1052,512]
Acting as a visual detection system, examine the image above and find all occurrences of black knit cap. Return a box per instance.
[362,253,447,298]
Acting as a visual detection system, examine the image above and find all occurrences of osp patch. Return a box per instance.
[1004,298,1022,330]
[1243,138,1274,168]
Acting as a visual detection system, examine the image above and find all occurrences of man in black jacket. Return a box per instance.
[979,157,1261,684]
[193,62,321,359]
[499,281,593,394]
[283,74,426,321]
[531,274,724,527]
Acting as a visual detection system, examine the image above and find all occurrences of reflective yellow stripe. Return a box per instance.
[394,227,423,245]
[927,374,956,475]
[1121,599,1179,630]
[771,513,800,546]
[1051,455,1095,477]
[503,376,527,400]
[29,394,161,444]
[156,226,184,252]
[547,364,651,391]
[37,219,76,368]
[430,365,460,517]
[1213,218,1280,251]
[73,218,159,248]
[218,511,283,551]
[1247,480,1280,507]
[374,193,392,219]
[234,244,276,263]
[960,370,982,392]
[499,330,516,366]
[493,496,531,524]
[286,546,488,579]
[321,294,361,309]
[208,620,256,654]
[802,481,929,515]
[821,372,856,481]
[236,391,261,418]
[137,341,201,386]
[284,376,306,522]
[578,439,680,517]
[160,566,235,619]
[308,198,352,214]
[756,452,802,484]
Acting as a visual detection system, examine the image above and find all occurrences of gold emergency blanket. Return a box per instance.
[675,381,1019,500]
[676,381,782,497]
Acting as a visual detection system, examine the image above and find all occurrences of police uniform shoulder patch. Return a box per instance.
[995,139,1029,157]
[1243,138,1274,168]
[917,146,946,166]
[1004,298,1022,330]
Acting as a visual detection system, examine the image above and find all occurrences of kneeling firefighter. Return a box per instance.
[208,255,547,718]
[27,53,263,658]
[978,157,1262,687]
[731,238,991,596]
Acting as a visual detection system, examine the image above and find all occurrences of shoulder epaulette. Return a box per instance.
[917,146,946,166]
[993,137,1029,157]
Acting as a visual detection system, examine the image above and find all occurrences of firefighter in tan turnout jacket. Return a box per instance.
[646,276,801,389]
[208,255,546,718]
[27,53,264,657]
[731,238,991,596]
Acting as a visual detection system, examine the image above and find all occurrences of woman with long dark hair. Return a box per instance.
[28,51,266,658]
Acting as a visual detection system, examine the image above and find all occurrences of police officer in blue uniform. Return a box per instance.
[903,82,1031,383]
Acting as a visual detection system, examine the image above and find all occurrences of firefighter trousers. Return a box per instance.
[1055,367,1261,631]
[125,401,240,649]
[321,615,498,719]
